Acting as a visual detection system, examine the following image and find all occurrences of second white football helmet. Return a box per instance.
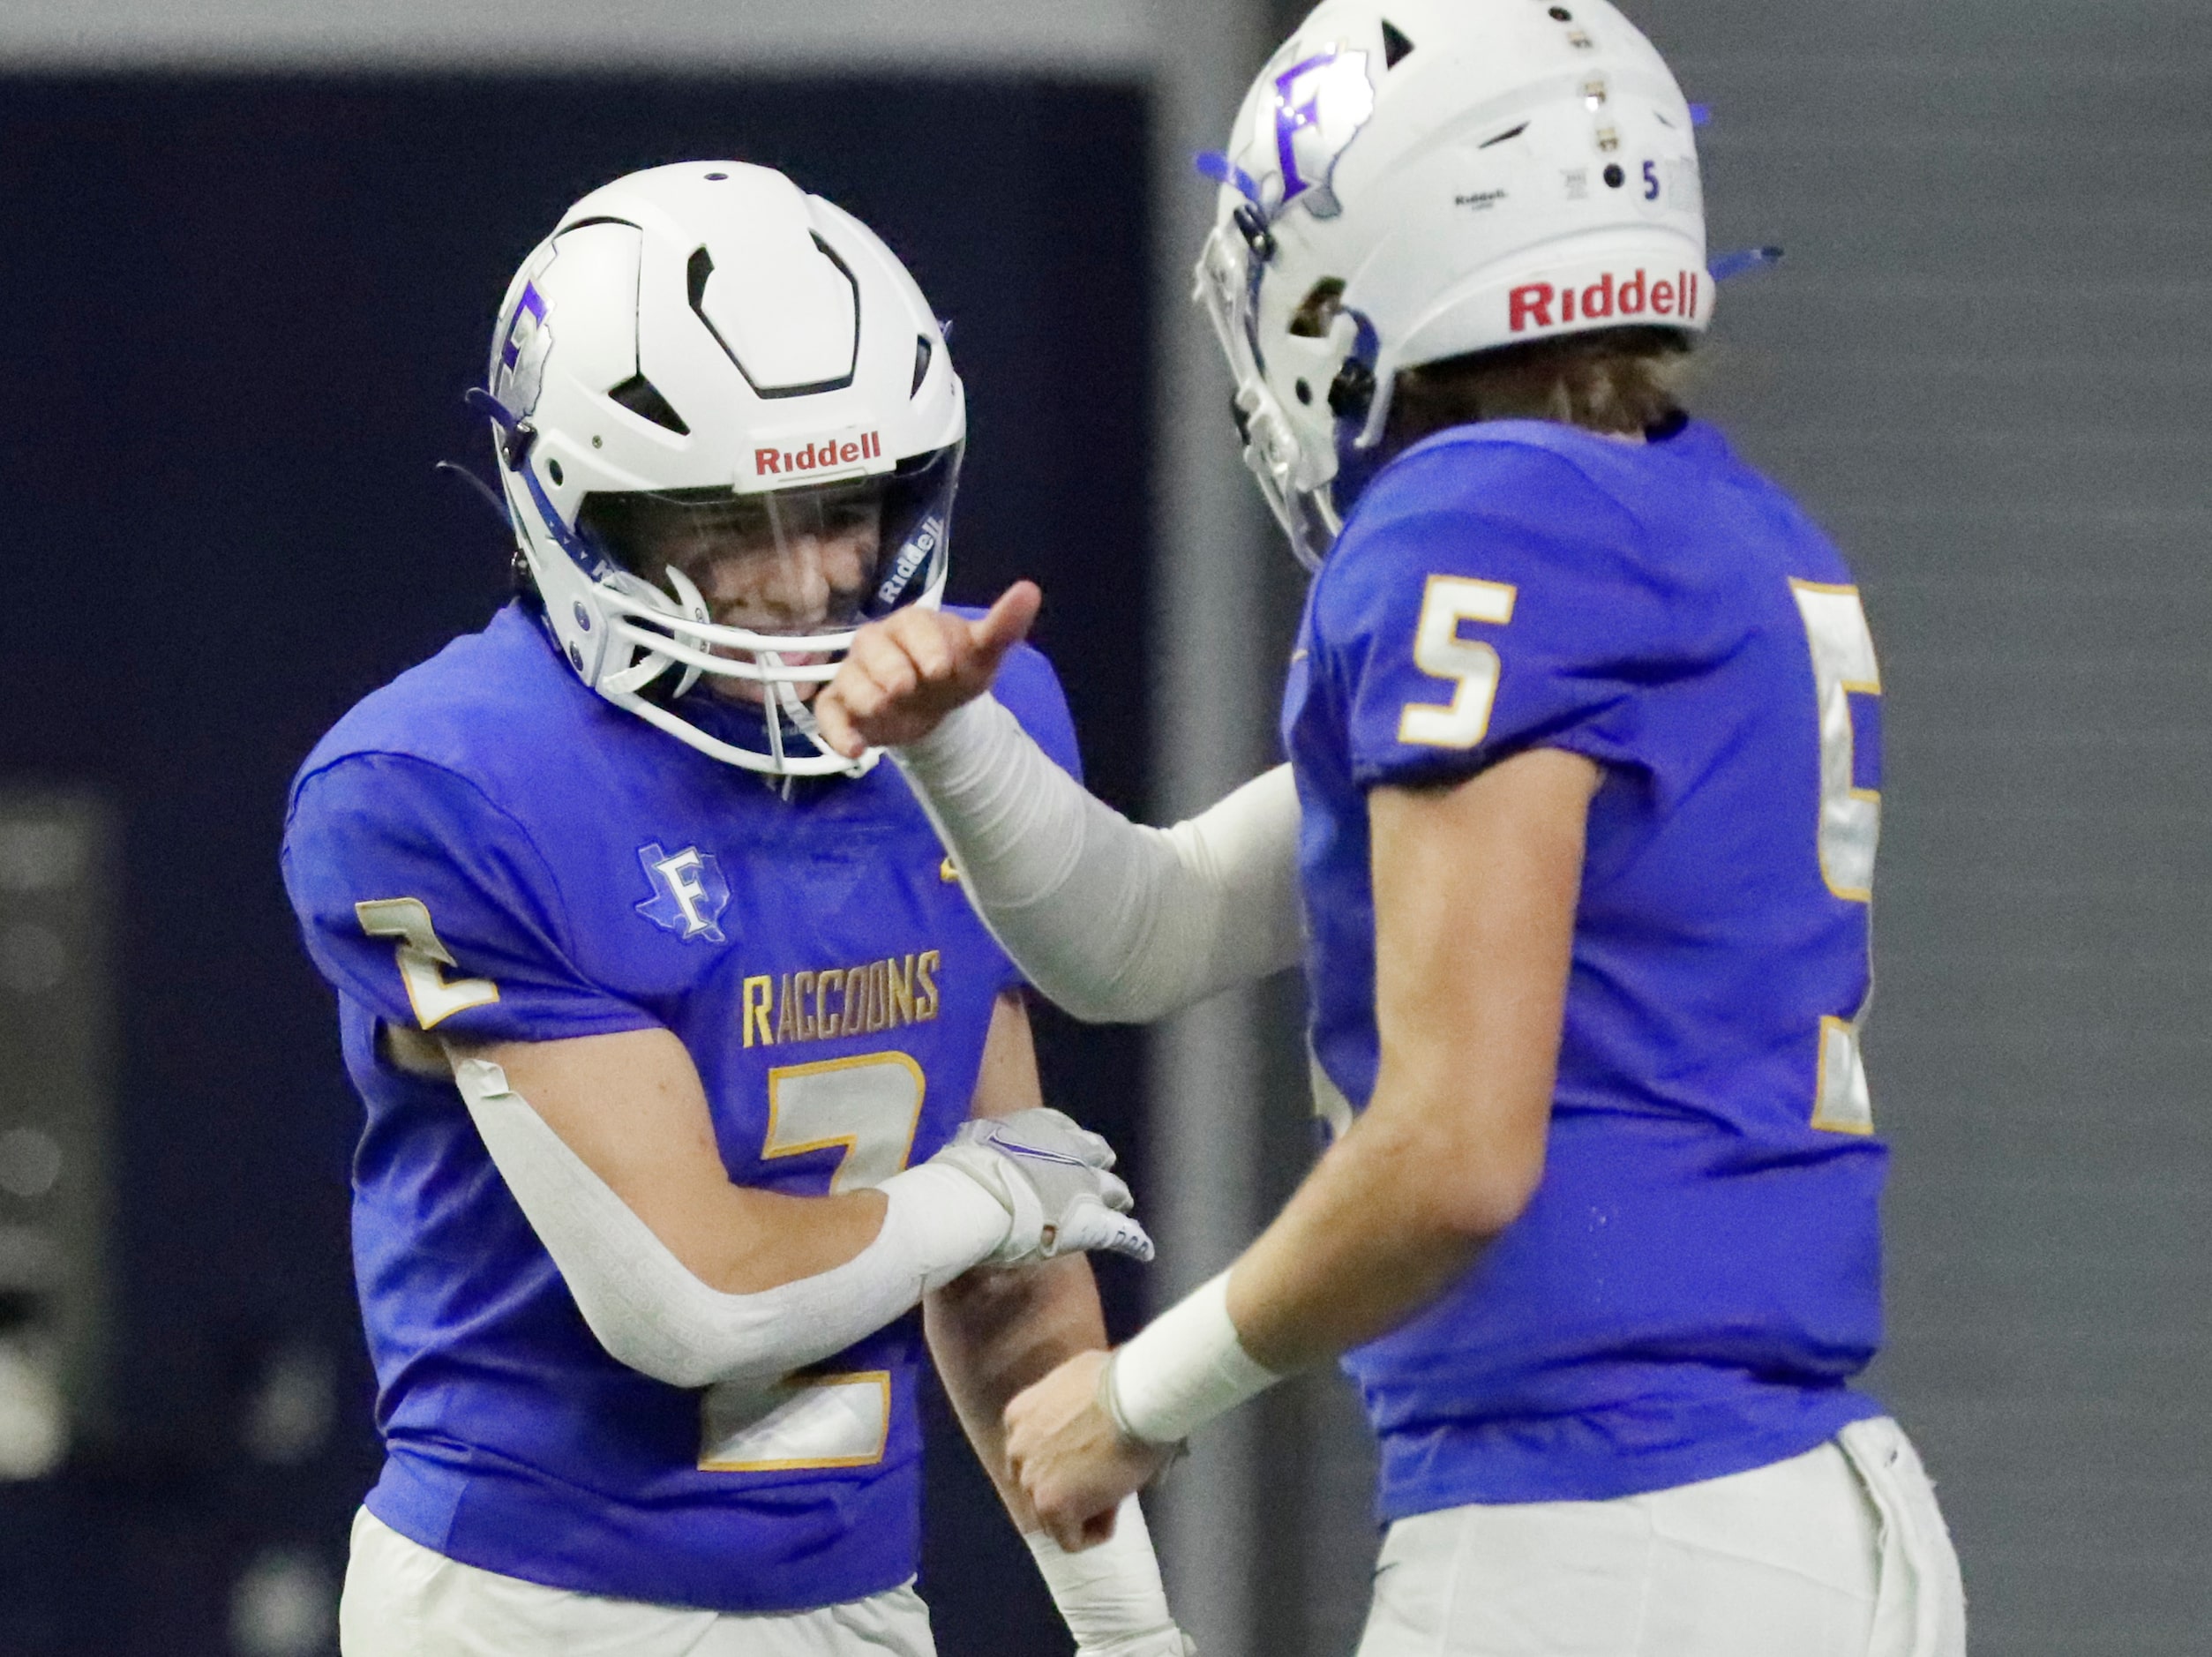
[1196,0,1709,566]
[480,162,964,776]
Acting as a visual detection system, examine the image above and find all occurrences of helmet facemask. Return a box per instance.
[563,445,958,778]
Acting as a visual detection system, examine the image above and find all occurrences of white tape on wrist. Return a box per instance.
[893,694,1302,1025]
[1105,1271,1278,1447]
[1024,1496,1192,1657]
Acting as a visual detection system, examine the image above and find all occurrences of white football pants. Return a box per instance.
[1353,1418,1965,1657]
[339,1508,936,1657]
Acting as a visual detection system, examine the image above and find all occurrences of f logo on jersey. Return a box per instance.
[636,842,731,944]
[1269,48,1376,219]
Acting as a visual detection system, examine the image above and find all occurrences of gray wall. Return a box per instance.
[1257,0,2212,1650]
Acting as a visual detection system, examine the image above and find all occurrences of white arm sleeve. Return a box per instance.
[454,1058,1011,1391]
[1025,1496,1193,1657]
[891,695,1303,1025]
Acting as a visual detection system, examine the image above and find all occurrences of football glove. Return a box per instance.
[930,1108,1154,1267]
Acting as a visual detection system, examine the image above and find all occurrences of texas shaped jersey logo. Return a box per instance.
[1267,47,1376,219]
[636,842,731,944]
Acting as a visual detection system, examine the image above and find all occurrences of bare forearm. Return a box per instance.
[1226,1091,1500,1373]
[1226,761,1592,1370]
[927,1256,1107,1524]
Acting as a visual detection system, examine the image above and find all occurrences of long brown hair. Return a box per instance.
[1383,326,1695,453]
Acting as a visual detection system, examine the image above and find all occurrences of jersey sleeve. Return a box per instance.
[1313,437,1676,790]
[281,752,657,1044]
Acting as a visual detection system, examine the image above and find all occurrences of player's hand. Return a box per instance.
[1007,1350,1173,1551]
[928,1107,1155,1268]
[814,581,1042,758]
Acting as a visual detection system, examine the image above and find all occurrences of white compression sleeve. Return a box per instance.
[892,695,1303,1025]
[1024,1496,1191,1657]
[454,1058,1010,1391]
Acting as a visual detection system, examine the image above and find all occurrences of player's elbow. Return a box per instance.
[583,1312,727,1391]
[1398,1113,1547,1241]
[1433,1151,1545,1240]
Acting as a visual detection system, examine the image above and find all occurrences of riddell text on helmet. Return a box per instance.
[754,431,882,476]
[1509,271,1703,334]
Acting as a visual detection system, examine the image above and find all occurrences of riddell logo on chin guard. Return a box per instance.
[1508,270,1703,334]
[752,430,881,479]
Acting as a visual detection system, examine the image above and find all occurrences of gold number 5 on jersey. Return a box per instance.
[1398,575,1518,749]
[1789,581,1881,1136]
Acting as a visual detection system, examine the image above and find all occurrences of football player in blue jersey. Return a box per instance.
[281,163,1198,1656]
[815,3,1969,1653]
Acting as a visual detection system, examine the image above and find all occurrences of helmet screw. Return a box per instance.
[1549,6,1572,19]
[567,642,584,672]
[591,435,604,448]
[547,458,564,485]
[573,602,592,633]
[1233,204,1278,262]
[1603,163,1625,188]
[1328,360,1377,423]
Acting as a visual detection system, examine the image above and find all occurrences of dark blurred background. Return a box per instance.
[0,70,1151,1656]
[0,0,2208,1653]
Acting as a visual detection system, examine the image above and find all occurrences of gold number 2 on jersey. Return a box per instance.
[1790,581,1880,1136]
[700,1053,926,1473]
[355,898,500,1028]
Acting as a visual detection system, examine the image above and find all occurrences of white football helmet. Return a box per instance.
[1196,0,1709,566]
[479,161,964,776]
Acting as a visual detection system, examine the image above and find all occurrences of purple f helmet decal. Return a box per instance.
[1270,49,1376,220]
[493,281,553,423]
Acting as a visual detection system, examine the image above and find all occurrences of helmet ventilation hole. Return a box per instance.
[1381,20,1414,68]
[1481,122,1531,149]
[609,373,692,435]
[1296,379,1313,405]
[1603,163,1625,188]
[704,171,729,181]
[912,335,934,396]
[1288,277,1348,339]
[1548,6,1572,19]
[547,458,564,485]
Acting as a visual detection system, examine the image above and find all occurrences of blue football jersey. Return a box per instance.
[281,600,1081,1612]
[1281,419,1888,1519]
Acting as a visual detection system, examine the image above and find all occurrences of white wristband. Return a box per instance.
[1105,1271,1278,1446]
[1024,1496,1189,1657]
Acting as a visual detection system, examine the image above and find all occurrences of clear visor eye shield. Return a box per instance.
[587,452,958,773]
[473,386,959,776]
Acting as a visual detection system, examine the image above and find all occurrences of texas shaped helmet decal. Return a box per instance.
[1265,47,1377,220]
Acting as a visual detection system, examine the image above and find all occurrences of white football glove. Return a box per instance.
[928,1107,1154,1267]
